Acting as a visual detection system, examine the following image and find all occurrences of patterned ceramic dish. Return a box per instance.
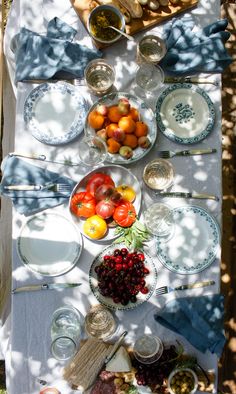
[89,243,158,311]
[24,81,87,145]
[156,83,215,144]
[156,205,220,274]
[84,92,157,164]
[17,212,83,276]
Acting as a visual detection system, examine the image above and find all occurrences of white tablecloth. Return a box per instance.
[3,0,222,393]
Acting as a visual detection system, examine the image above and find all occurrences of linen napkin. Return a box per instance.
[14,17,102,82]
[159,17,232,76]
[0,155,76,216]
[154,294,226,357]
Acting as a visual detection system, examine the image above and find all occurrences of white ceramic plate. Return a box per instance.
[84,92,157,164]
[156,84,215,144]
[17,212,83,276]
[24,82,87,145]
[69,165,142,242]
[156,206,220,274]
[89,243,158,310]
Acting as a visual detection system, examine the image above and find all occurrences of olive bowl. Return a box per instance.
[87,5,126,45]
[167,368,198,394]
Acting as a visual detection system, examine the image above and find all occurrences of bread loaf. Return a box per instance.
[63,339,113,392]
[118,0,143,18]
[95,0,132,23]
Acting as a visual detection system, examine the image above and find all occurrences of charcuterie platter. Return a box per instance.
[71,0,199,47]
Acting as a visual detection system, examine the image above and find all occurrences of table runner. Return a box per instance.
[2,0,222,393]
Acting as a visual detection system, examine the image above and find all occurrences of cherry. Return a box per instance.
[140,286,149,294]
[115,263,123,271]
[114,256,123,264]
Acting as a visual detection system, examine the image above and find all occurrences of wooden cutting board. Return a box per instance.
[70,0,198,48]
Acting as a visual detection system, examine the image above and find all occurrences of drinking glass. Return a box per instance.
[78,135,107,166]
[135,63,165,94]
[133,334,164,364]
[143,203,174,238]
[142,159,174,192]
[51,305,83,360]
[85,304,117,340]
[137,34,167,64]
[84,59,115,96]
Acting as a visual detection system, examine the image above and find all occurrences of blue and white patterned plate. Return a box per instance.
[24,82,87,145]
[156,84,215,144]
[89,243,158,311]
[84,92,157,164]
[156,205,220,275]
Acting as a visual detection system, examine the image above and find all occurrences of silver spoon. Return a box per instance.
[106,25,134,41]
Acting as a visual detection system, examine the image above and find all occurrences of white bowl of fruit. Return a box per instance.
[168,368,198,394]
[84,92,157,164]
[69,165,142,241]
[89,243,158,310]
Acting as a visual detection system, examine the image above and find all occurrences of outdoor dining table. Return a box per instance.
[2,0,223,393]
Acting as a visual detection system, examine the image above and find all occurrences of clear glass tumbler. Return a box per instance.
[135,63,165,94]
[143,203,174,238]
[51,305,82,361]
[133,334,163,364]
[78,135,107,166]
[85,304,117,340]
[84,59,115,96]
[142,158,174,192]
[137,34,167,64]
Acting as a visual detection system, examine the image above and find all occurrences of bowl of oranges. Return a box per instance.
[84,92,157,164]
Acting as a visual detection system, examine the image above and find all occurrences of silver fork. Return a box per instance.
[4,183,72,193]
[158,148,217,159]
[156,280,215,296]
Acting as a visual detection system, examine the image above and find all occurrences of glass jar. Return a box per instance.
[133,334,164,364]
[51,305,82,360]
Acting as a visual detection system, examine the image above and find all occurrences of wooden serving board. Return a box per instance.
[71,0,198,48]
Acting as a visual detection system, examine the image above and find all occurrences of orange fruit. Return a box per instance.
[88,110,105,129]
[128,107,140,122]
[118,116,136,134]
[108,106,123,123]
[134,121,148,137]
[123,134,138,149]
[107,138,121,153]
[106,123,118,138]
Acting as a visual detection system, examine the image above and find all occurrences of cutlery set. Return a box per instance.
[12,281,215,295]
[4,183,71,193]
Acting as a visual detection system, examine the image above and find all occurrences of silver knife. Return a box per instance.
[158,192,219,201]
[12,283,82,294]
[175,280,215,291]
[9,152,80,166]
[165,77,219,86]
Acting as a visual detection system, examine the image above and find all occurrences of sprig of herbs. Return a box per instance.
[113,219,150,250]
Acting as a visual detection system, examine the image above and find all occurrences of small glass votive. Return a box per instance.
[85,304,117,340]
[84,59,115,96]
[78,135,107,166]
[143,159,174,192]
[133,334,164,364]
[135,63,164,93]
[137,34,167,65]
[51,305,83,361]
[143,203,174,238]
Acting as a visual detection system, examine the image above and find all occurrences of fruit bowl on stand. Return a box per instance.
[89,243,158,310]
[69,165,142,242]
[84,92,157,164]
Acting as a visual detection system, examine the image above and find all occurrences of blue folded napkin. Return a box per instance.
[0,155,76,216]
[160,18,232,76]
[14,17,102,82]
[154,294,226,357]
